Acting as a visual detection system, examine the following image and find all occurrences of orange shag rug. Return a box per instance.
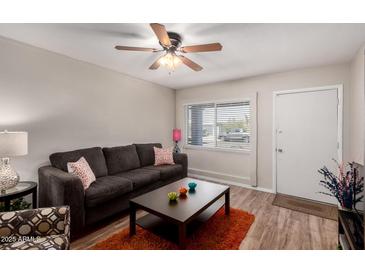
[90,208,255,250]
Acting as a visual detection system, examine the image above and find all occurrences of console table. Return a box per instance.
[0,181,37,211]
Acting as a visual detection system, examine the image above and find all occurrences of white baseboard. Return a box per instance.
[188,167,251,184]
[188,169,274,194]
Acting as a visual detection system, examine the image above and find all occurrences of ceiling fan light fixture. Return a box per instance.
[159,52,181,70]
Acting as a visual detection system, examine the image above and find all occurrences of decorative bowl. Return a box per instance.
[167,192,178,201]
[188,182,197,191]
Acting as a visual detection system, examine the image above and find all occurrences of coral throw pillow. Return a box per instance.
[67,157,96,190]
[154,147,175,166]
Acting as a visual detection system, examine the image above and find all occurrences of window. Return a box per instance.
[187,103,215,147]
[186,101,251,151]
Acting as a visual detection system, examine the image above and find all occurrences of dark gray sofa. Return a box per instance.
[38,143,187,239]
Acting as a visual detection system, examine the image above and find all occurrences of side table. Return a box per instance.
[0,181,37,211]
[338,209,364,249]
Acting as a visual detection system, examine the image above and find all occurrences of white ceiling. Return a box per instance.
[1,23,365,90]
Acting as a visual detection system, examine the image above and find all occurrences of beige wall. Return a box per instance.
[0,37,176,182]
[350,45,365,165]
[349,45,365,211]
[176,64,351,191]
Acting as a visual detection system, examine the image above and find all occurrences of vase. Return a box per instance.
[341,189,353,210]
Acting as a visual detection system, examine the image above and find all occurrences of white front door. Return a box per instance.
[275,86,342,204]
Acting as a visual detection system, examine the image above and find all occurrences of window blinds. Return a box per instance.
[186,101,250,150]
[187,103,215,147]
[216,101,250,150]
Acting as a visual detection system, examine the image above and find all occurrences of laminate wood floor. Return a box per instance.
[71,185,338,250]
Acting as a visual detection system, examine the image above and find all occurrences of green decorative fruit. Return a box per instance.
[167,192,178,201]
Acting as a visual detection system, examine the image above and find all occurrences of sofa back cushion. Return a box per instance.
[50,147,108,178]
[102,145,141,175]
[134,143,162,167]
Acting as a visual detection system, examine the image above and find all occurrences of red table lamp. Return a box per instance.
[173,128,181,153]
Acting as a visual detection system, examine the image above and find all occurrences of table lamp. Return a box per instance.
[0,130,28,192]
[173,128,181,153]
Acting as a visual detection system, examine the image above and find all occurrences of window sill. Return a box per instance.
[183,144,251,154]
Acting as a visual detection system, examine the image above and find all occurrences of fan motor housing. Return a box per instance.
[160,32,182,49]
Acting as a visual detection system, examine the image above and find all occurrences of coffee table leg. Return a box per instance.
[129,202,136,237]
[225,189,230,215]
[178,223,186,249]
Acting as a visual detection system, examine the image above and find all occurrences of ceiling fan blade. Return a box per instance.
[180,43,223,53]
[115,46,158,52]
[150,23,171,47]
[178,55,203,71]
[149,56,163,70]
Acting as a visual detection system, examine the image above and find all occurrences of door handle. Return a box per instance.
[277,148,283,153]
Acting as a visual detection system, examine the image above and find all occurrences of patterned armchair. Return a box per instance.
[0,206,70,250]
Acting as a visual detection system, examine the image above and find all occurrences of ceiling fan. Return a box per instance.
[115,23,223,72]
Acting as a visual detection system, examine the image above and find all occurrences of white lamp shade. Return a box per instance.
[0,131,28,157]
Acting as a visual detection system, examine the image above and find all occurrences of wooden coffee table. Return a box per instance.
[129,178,230,249]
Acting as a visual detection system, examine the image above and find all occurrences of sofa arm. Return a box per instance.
[173,153,188,177]
[38,166,84,238]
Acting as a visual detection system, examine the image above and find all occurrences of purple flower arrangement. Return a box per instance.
[318,161,364,209]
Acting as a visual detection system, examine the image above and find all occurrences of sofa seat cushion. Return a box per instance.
[50,147,108,178]
[85,176,133,208]
[143,164,183,180]
[134,143,162,167]
[115,168,160,190]
[102,145,141,175]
